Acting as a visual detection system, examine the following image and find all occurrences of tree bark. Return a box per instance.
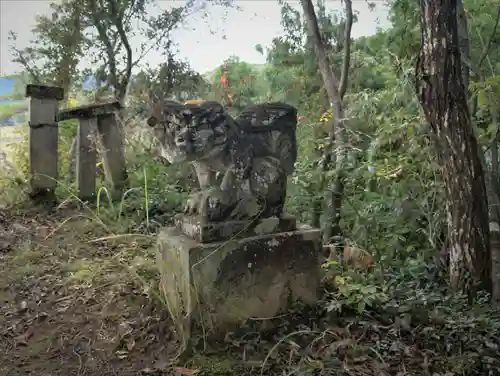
[456,0,469,90]
[457,0,500,301]
[485,144,500,301]
[459,5,500,300]
[416,0,491,294]
[485,100,500,301]
[301,0,352,246]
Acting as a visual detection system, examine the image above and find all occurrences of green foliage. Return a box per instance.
[8,0,236,101]
[326,270,390,314]
[128,58,206,117]
[209,56,268,111]
[2,0,500,373]
[3,0,497,284]
[8,127,29,177]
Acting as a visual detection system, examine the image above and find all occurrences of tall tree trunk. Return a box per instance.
[416,0,491,294]
[457,1,500,300]
[301,0,353,246]
[479,14,500,301]
[487,103,500,301]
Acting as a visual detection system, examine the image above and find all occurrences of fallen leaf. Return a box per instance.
[126,338,135,351]
[14,327,34,346]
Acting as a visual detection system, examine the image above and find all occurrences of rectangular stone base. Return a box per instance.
[174,213,297,243]
[156,226,321,340]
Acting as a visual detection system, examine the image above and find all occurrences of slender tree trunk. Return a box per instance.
[457,0,500,300]
[485,150,500,301]
[479,21,500,301]
[456,0,469,91]
[301,0,353,246]
[487,104,500,300]
[416,0,491,294]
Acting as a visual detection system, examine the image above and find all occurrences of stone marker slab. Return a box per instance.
[174,213,297,243]
[156,226,321,340]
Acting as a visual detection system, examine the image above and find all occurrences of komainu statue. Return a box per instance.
[147,100,297,222]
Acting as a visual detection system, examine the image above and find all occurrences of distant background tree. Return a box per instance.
[9,0,235,104]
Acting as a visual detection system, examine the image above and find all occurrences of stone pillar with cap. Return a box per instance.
[25,84,64,203]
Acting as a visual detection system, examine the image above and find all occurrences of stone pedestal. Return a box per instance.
[156,218,321,339]
[173,213,297,243]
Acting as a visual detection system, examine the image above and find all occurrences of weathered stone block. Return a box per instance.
[174,213,297,243]
[58,101,122,121]
[25,84,64,100]
[156,226,321,339]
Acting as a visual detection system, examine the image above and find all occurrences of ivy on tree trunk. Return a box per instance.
[415,0,491,294]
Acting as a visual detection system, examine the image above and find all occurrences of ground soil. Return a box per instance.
[0,205,302,376]
[2,205,499,376]
[0,206,182,376]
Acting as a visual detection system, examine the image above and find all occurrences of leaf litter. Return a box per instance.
[0,206,499,376]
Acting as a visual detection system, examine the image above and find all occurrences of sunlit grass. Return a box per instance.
[0,124,22,139]
[0,125,24,163]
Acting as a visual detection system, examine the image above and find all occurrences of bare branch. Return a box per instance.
[477,5,500,69]
[300,0,341,102]
[88,0,119,90]
[126,5,187,72]
[10,47,42,84]
[338,0,353,100]
[108,0,133,100]
[129,28,171,69]
[301,0,350,245]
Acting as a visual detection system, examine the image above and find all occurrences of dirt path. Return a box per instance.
[0,207,297,376]
[0,207,179,376]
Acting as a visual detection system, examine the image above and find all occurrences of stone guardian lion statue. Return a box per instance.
[147,100,298,222]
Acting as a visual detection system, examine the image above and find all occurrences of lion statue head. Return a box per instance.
[147,100,234,164]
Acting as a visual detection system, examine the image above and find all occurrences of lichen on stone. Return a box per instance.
[147,100,298,223]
